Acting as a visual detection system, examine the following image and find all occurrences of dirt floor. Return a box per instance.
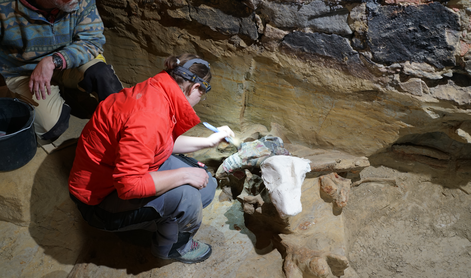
[343,151,471,278]
[2,112,471,277]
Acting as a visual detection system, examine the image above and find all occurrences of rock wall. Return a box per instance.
[97,0,471,158]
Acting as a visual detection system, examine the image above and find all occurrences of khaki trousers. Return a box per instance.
[1,58,104,137]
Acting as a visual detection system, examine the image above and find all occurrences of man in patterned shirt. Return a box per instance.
[0,0,123,142]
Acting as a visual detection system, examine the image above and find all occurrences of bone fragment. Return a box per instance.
[319,173,351,208]
[352,177,397,187]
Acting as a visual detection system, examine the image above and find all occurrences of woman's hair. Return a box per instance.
[164,53,212,95]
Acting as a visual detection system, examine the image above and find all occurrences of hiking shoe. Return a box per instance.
[169,239,212,264]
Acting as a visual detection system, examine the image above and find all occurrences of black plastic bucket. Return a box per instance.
[0,98,36,171]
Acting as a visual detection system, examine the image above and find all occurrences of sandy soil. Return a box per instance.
[2,123,470,277]
[343,152,471,278]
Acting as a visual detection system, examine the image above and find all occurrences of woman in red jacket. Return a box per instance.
[68,53,234,264]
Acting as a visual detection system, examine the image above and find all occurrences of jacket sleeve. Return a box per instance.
[58,0,105,68]
[112,111,169,200]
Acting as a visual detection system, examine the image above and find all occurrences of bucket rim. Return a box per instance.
[0,98,35,139]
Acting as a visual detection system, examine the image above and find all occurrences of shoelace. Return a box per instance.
[190,240,199,251]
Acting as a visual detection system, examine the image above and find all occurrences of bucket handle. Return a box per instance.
[2,98,36,138]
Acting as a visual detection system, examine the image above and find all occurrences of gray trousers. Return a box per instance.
[72,155,217,258]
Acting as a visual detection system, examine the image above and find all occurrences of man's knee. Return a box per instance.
[78,61,123,101]
[39,103,71,141]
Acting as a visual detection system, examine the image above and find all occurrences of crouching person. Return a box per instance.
[68,53,234,263]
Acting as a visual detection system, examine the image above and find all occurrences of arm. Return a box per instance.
[113,111,214,199]
[173,125,235,153]
[149,167,210,196]
[59,0,105,69]
[113,112,164,199]
[114,131,211,197]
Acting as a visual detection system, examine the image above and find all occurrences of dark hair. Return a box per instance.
[164,53,212,95]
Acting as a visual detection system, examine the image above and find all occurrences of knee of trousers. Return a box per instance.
[78,62,123,101]
[162,186,203,231]
[39,103,71,141]
[201,175,217,208]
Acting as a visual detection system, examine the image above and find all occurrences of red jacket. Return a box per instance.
[68,71,200,205]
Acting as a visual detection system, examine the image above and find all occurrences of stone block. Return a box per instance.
[368,2,460,69]
[0,148,45,225]
[261,0,352,35]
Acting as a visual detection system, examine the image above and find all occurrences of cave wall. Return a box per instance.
[97,0,471,157]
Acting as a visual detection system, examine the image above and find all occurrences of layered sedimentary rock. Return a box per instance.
[97,0,471,163]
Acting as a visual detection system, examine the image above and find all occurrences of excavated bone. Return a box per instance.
[261,155,311,218]
[284,145,370,174]
[283,244,349,278]
[352,177,397,187]
[319,173,351,208]
[241,194,264,214]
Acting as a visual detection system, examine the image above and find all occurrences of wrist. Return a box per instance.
[179,168,191,184]
[207,133,222,148]
[52,53,63,70]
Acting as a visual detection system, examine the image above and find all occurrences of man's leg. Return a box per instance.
[61,56,123,101]
[5,76,70,141]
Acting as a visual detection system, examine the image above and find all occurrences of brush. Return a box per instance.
[202,122,242,149]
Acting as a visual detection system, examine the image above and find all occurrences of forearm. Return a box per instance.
[173,135,213,154]
[149,168,193,196]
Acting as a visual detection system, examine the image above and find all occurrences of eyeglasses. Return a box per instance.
[201,92,207,101]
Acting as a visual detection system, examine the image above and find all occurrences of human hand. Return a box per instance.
[29,56,55,100]
[182,167,209,190]
[206,125,235,147]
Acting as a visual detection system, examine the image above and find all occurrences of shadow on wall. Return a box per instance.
[369,131,471,190]
[26,146,173,275]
